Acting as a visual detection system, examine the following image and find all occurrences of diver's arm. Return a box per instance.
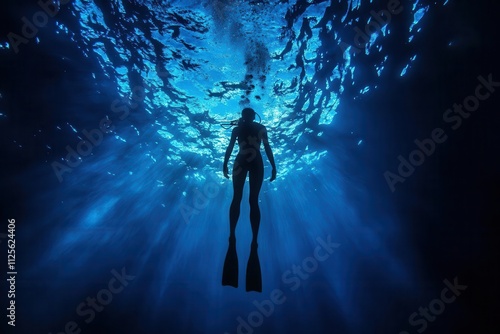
[262,127,277,181]
[223,127,237,178]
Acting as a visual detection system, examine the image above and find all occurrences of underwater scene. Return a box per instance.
[1,0,499,333]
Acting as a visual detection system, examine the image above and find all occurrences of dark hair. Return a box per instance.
[241,108,256,121]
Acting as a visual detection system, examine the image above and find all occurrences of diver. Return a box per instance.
[221,107,276,292]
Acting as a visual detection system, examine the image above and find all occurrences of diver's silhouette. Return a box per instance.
[222,108,276,292]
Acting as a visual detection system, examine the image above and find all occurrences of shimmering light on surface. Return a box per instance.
[63,0,440,176]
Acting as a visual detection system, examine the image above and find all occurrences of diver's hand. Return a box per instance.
[270,168,276,182]
[223,165,229,179]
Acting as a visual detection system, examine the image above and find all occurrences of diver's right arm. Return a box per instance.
[223,127,238,179]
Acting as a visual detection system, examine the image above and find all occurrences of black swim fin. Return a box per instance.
[222,238,238,288]
[246,242,262,292]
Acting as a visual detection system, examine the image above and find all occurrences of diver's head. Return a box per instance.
[241,108,256,122]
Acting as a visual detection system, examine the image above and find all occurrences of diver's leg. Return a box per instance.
[248,160,264,245]
[229,162,247,240]
[223,161,247,288]
[246,159,264,292]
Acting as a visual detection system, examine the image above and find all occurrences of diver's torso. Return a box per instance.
[235,122,264,166]
[236,122,264,151]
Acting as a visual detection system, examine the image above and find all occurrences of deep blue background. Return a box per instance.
[1,0,500,333]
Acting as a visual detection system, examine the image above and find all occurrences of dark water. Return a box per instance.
[1,0,499,333]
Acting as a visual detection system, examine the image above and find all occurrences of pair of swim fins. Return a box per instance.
[222,239,262,292]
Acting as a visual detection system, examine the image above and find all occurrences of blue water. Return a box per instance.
[1,0,457,333]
